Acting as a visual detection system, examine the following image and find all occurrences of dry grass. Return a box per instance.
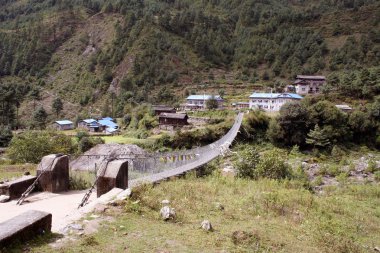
[18,172,380,253]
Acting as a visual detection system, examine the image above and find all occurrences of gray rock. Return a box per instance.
[215,202,224,211]
[301,162,308,169]
[160,206,176,221]
[201,220,213,231]
[69,224,83,231]
[0,195,10,203]
[161,199,170,205]
[116,188,132,201]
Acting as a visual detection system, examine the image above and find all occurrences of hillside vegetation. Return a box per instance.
[0,0,379,124]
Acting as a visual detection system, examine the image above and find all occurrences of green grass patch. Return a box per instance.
[23,174,380,253]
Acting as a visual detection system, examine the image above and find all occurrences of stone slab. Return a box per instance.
[0,210,52,248]
[0,176,36,200]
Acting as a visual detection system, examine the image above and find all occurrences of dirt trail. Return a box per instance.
[0,190,96,232]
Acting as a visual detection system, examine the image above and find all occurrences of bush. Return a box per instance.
[78,137,104,153]
[234,145,260,179]
[235,146,290,180]
[76,131,89,141]
[0,126,13,147]
[7,131,75,163]
[256,149,291,180]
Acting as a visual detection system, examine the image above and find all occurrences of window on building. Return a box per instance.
[302,88,305,91]
[258,100,262,103]
[264,100,268,103]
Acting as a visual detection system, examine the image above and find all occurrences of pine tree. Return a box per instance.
[32,106,48,130]
[306,125,331,149]
[52,97,63,118]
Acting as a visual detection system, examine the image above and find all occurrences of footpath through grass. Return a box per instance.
[22,173,380,253]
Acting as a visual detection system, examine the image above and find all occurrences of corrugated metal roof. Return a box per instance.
[82,119,96,124]
[102,117,114,121]
[186,95,223,100]
[159,113,188,119]
[296,75,326,80]
[98,119,118,129]
[249,93,303,99]
[55,120,73,125]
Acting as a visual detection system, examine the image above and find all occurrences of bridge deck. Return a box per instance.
[129,112,243,187]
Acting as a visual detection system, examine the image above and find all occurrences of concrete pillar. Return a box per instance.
[96,160,128,197]
[37,154,69,193]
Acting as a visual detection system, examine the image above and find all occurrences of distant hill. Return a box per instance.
[0,0,379,124]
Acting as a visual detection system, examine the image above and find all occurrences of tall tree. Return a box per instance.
[52,97,63,118]
[32,106,48,130]
[306,124,331,149]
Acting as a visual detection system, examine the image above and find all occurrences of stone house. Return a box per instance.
[294,75,326,95]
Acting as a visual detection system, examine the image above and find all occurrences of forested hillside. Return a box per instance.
[0,0,379,125]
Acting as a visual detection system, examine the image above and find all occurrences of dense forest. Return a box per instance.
[0,0,379,125]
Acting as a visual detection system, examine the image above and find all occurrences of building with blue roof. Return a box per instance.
[184,94,224,110]
[53,120,74,130]
[249,93,303,111]
[78,119,104,132]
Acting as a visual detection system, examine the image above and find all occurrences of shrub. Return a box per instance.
[7,131,75,163]
[0,125,13,147]
[234,145,260,179]
[78,137,104,153]
[365,158,377,173]
[256,149,291,180]
[76,131,89,141]
[374,171,380,181]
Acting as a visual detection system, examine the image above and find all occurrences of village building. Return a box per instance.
[249,93,303,112]
[158,113,188,130]
[98,117,119,134]
[294,75,326,95]
[183,95,224,110]
[232,102,250,109]
[78,119,105,132]
[52,120,74,131]
[78,117,118,133]
[152,105,176,115]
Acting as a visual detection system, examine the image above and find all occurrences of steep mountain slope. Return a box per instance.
[0,0,379,124]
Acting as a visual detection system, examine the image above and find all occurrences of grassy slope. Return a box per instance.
[14,174,380,253]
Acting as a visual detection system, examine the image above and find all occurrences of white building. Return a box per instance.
[249,93,303,111]
[183,95,224,110]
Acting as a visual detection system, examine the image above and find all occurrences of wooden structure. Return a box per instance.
[153,105,176,115]
[159,113,188,128]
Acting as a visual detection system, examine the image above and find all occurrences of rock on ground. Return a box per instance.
[201,220,213,231]
[160,206,176,221]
